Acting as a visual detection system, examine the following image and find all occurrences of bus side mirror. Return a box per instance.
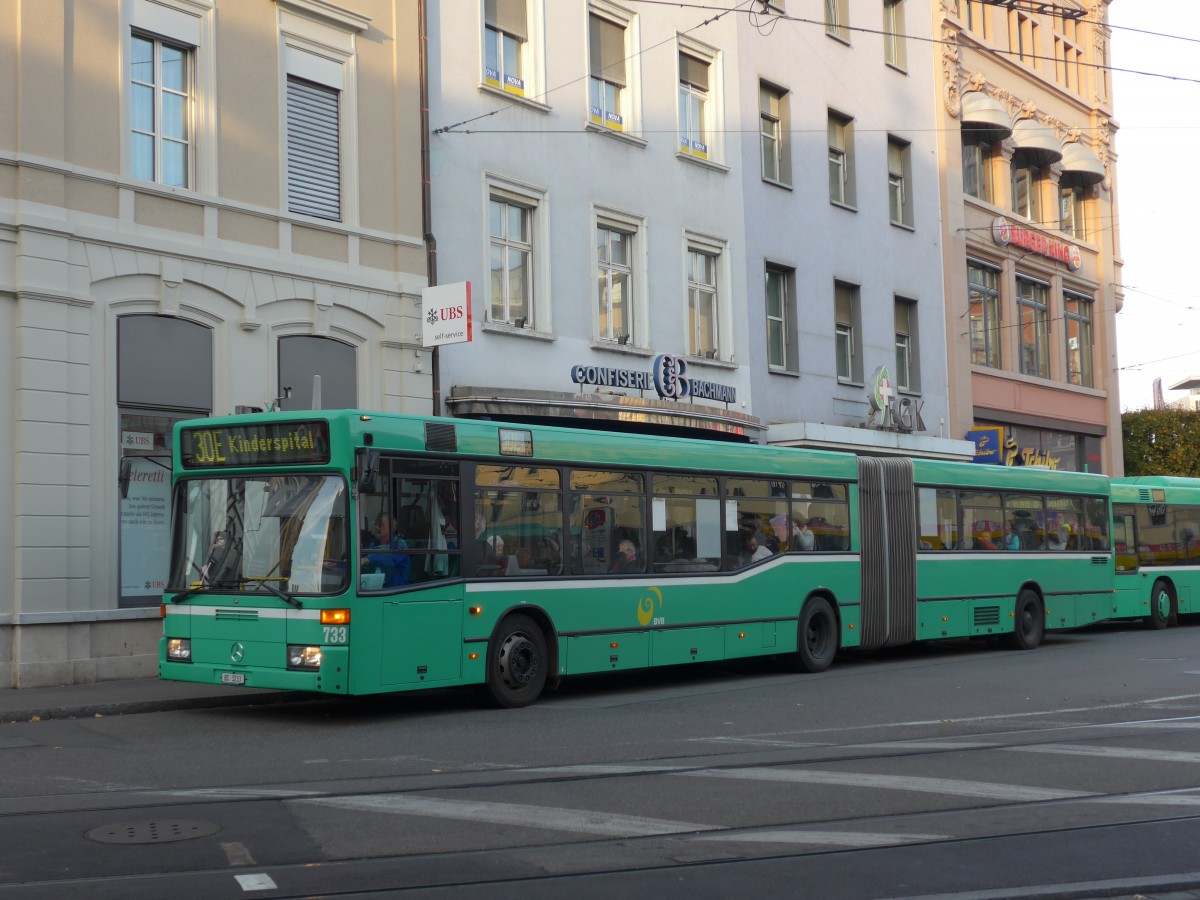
[356,449,380,493]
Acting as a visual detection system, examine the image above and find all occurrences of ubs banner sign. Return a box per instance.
[570,354,737,403]
[422,282,472,347]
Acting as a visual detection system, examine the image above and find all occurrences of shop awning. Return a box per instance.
[960,92,1012,137]
[1060,141,1106,185]
[1011,118,1063,165]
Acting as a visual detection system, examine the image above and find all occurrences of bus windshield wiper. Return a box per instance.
[248,579,303,609]
[168,579,241,604]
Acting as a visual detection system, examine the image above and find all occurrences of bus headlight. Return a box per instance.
[167,639,192,661]
[287,645,322,669]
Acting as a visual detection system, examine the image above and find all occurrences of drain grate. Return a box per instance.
[86,819,221,845]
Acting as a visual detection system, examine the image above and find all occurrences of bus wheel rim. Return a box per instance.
[500,633,537,687]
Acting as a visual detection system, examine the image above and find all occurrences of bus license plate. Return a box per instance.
[221,672,245,685]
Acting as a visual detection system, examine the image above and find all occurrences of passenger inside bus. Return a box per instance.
[362,512,410,586]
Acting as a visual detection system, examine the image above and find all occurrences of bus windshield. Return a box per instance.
[168,474,349,596]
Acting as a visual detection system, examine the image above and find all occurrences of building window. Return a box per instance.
[888,136,913,227]
[895,297,918,392]
[828,111,855,206]
[687,244,720,358]
[1011,160,1042,223]
[1010,11,1038,68]
[835,281,861,382]
[489,192,534,327]
[1017,276,1050,379]
[484,0,529,97]
[883,0,906,70]
[278,335,357,410]
[962,0,987,38]
[589,9,628,131]
[962,128,996,203]
[1060,176,1088,239]
[1064,290,1094,388]
[765,264,797,371]
[130,33,191,186]
[825,0,850,42]
[285,76,341,221]
[596,221,633,343]
[280,8,362,224]
[1054,36,1082,93]
[678,43,719,161]
[968,260,1001,369]
[760,83,790,186]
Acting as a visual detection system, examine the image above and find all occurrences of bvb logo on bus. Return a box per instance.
[637,586,664,627]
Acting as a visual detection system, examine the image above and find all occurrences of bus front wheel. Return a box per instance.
[1006,589,1044,651]
[1145,579,1174,630]
[791,597,838,673]
[485,614,548,708]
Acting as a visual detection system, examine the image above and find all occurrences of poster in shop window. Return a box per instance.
[120,456,171,598]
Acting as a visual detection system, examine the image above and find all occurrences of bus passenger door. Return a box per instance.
[1112,506,1139,575]
[1111,505,1141,620]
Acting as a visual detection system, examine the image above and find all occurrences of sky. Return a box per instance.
[1110,2,1200,410]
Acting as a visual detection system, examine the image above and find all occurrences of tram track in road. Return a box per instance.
[7,709,1200,898]
[5,784,1200,900]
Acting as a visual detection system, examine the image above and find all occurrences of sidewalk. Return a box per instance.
[0,677,296,723]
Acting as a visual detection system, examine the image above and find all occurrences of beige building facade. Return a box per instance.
[936,0,1123,474]
[0,0,429,686]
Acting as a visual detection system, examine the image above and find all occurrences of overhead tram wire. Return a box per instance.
[436,2,1200,138]
[432,0,757,135]
[621,0,1200,87]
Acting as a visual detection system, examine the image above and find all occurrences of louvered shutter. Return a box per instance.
[286,76,341,221]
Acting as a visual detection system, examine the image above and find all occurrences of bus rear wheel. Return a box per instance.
[485,614,548,708]
[791,597,838,673]
[1006,589,1044,651]
[1145,579,1174,630]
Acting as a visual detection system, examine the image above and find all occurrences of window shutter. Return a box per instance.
[286,76,341,221]
[485,0,527,41]
[760,86,780,119]
[679,52,709,91]
[589,14,626,87]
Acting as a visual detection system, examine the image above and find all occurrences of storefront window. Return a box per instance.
[117,314,213,607]
[278,335,357,411]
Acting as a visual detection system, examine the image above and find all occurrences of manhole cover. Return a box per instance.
[86,819,221,844]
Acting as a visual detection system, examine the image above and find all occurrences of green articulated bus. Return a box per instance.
[1111,476,1200,628]
[160,410,1115,707]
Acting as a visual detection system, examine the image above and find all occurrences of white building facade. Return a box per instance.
[427,0,960,457]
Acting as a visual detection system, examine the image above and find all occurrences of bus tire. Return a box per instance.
[485,614,548,708]
[1006,589,1044,651]
[1145,579,1173,630]
[792,597,838,673]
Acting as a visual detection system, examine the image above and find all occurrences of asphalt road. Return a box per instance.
[5,622,1200,899]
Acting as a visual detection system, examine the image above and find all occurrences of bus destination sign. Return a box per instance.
[180,421,331,469]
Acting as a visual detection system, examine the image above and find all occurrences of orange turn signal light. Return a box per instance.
[321,609,350,625]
